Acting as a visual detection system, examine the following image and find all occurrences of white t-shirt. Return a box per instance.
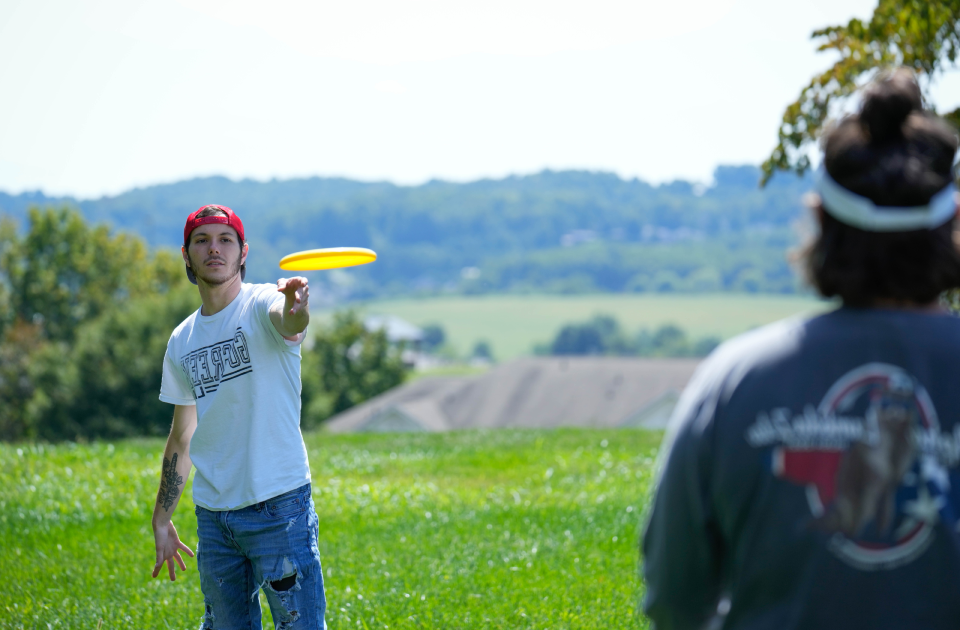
[159,283,311,510]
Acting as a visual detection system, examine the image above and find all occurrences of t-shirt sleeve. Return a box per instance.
[641,359,725,630]
[254,285,307,349]
[159,343,196,406]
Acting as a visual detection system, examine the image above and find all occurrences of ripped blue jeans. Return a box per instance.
[195,484,326,630]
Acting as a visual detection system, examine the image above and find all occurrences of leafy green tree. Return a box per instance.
[471,340,494,361]
[421,323,446,353]
[301,311,409,427]
[692,335,722,357]
[38,284,200,440]
[1,281,197,442]
[0,320,48,440]
[763,0,960,183]
[541,316,721,358]
[0,219,16,335]
[548,315,634,356]
[0,206,185,343]
[0,206,193,440]
[635,325,720,358]
[636,325,687,357]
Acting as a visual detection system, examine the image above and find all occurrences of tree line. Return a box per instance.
[535,315,720,358]
[0,165,811,300]
[0,208,406,442]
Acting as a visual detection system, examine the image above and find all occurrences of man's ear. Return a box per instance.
[810,196,825,229]
[802,192,824,231]
[241,242,249,265]
[181,245,190,267]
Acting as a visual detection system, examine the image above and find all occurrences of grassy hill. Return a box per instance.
[348,292,832,360]
[1,429,660,629]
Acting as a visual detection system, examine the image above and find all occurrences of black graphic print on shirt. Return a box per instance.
[180,328,252,398]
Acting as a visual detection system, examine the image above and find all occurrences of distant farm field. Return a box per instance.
[1,429,660,630]
[348,293,831,360]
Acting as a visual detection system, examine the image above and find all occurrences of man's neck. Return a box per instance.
[197,274,244,316]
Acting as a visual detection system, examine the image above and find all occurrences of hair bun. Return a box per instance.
[859,68,923,143]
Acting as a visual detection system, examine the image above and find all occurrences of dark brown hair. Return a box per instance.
[799,68,960,307]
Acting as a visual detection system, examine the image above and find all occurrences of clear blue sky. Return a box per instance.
[1,0,957,198]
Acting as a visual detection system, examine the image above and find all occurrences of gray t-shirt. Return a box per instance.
[160,283,311,510]
[643,308,960,630]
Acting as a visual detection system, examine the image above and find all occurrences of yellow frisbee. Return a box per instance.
[279,247,378,271]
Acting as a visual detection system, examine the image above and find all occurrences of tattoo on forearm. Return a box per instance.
[157,453,183,512]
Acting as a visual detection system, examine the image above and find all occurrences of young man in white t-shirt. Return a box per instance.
[150,204,325,629]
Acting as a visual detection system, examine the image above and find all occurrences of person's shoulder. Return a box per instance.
[168,308,201,343]
[239,283,285,323]
[243,282,277,292]
[804,306,960,348]
[665,316,809,437]
[231,282,271,309]
[241,282,281,302]
[700,314,808,379]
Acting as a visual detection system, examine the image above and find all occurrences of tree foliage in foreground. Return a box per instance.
[763,0,960,183]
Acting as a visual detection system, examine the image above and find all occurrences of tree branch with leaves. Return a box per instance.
[762,0,960,185]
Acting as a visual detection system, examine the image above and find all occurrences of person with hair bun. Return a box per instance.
[642,68,960,630]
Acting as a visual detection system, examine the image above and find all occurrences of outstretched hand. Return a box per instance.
[277,276,309,316]
[152,520,195,581]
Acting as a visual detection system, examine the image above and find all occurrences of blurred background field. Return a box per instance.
[0,429,659,630]
[349,293,829,360]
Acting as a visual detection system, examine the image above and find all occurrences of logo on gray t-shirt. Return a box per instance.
[747,362,960,570]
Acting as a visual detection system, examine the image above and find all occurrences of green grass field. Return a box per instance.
[347,293,831,360]
[0,429,661,629]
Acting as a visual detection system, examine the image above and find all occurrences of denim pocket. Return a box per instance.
[265,493,306,519]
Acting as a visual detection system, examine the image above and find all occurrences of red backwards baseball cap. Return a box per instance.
[183,204,245,245]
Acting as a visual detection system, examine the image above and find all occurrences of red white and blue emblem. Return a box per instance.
[746,363,960,570]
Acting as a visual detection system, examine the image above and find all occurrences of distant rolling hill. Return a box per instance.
[0,166,813,301]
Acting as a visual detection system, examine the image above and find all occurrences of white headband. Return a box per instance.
[815,167,958,232]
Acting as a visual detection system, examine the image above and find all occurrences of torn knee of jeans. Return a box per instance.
[200,601,216,629]
[271,573,297,591]
[276,608,301,630]
[266,556,301,593]
[263,558,303,629]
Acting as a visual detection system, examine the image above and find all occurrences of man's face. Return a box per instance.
[182,225,247,286]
